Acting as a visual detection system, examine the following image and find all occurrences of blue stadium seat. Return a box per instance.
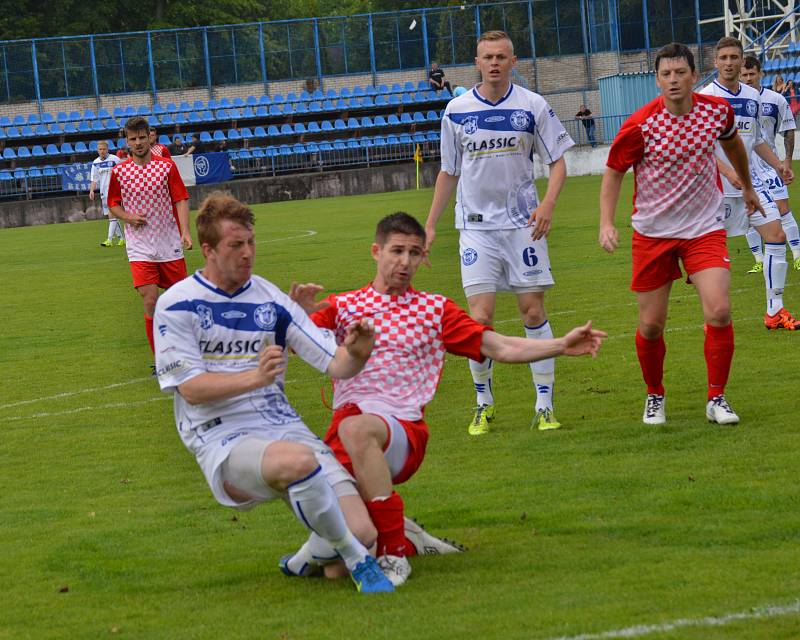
[237,148,252,159]
[391,83,403,93]
[280,124,293,135]
[294,103,308,114]
[12,115,25,126]
[213,130,225,142]
[41,112,55,124]
[0,170,12,181]
[293,122,307,134]
[360,137,374,148]
[200,131,213,143]
[91,120,105,131]
[17,147,31,158]
[322,100,335,111]
[160,113,174,125]
[251,148,266,159]
[388,94,400,105]
[107,140,116,151]
[300,90,312,102]
[387,114,401,126]
[159,134,170,145]
[334,119,347,131]
[365,85,377,96]
[361,116,374,128]
[192,100,205,111]
[258,94,271,105]
[325,89,337,100]
[246,95,258,106]
[21,125,34,136]
[312,89,324,100]
[46,144,59,155]
[373,136,386,147]
[279,145,292,156]
[234,97,247,108]
[309,101,323,112]
[425,131,439,142]
[60,143,74,154]
[13,169,25,179]
[32,145,45,157]
[412,133,426,143]
[399,133,413,144]
[426,110,439,121]
[113,106,125,118]
[281,103,295,115]
[271,94,285,104]
[255,106,269,117]
[285,93,297,104]
[228,129,241,141]
[335,99,348,109]
[333,140,347,151]
[353,86,365,97]
[417,80,429,92]
[307,121,321,133]
[189,112,202,123]
[56,112,69,123]
[165,102,179,114]
[318,141,333,152]
[27,113,40,125]
[241,107,255,119]
[268,105,282,116]
[306,141,319,153]
[373,115,387,127]
[207,99,219,110]
[89,141,98,151]
[178,102,191,112]
[27,167,42,178]
[240,127,253,139]
[413,112,426,123]
[400,113,413,124]
[253,126,267,138]
[292,143,305,154]
[401,93,413,105]
[362,96,375,107]
[386,134,400,145]
[78,121,91,132]
[216,108,230,120]
[0,128,5,140]
[83,109,96,120]
[321,120,334,132]
[174,113,188,124]
[404,81,415,92]
[347,117,359,129]
[228,108,242,119]
[74,141,88,153]
[267,125,280,136]
[201,111,215,122]
[43,167,57,177]
[6,127,20,138]
[340,87,351,99]
[377,84,389,94]
[349,98,362,108]
[151,104,165,116]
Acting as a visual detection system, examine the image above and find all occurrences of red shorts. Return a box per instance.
[631,229,730,292]
[324,404,429,485]
[130,259,187,290]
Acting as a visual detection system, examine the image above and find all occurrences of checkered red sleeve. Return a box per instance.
[606,115,645,173]
[310,294,339,329]
[106,167,121,208]
[441,298,490,361]
[167,161,189,204]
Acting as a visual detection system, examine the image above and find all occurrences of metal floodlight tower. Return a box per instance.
[700,0,797,56]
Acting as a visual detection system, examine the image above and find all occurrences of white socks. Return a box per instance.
[287,467,366,570]
[781,211,800,260]
[764,242,788,316]
[525,321,555,411]
[745,226,763,263]
[107,219,123,241]
[469,357,494,406]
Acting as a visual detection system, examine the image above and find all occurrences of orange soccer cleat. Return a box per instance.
[764,308,800,331]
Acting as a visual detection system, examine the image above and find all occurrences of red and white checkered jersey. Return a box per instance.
[151,144,172,159]
[606,93,736,239]
[107,157,189,263]
[311,285,489,421]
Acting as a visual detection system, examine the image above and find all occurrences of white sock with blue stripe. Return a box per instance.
[525,321,555,411]
[781,211,800,260]
[763,242,788,316]
[287,466,365,570]
[469,357,494,406]
[745,226,763,263]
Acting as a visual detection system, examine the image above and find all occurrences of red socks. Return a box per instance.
[145,314,155,353]
[365,491,416,557]
[635,329,666,396]
[704,323,734,400]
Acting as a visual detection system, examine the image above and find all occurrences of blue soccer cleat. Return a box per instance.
[350,556,395,593]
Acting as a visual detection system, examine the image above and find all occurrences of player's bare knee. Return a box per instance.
[638,320,664,340]
[760,225,786,244]
[265,442,319,488]
[706,302,731,326]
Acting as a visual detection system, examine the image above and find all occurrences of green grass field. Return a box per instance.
[2,175,799,639]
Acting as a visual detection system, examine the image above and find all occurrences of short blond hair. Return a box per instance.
[97,140,108,149]
[477,30,514,53]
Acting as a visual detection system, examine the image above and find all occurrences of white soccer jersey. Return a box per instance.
[440,83,574,230]
[154,272,338,459]
[90,154,121,201]
[754,86,796,176]
[700,80,765,196]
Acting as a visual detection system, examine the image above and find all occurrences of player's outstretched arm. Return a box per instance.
[424,171,459,262]
[326,318,375,379]
[177,345,287,405]
[289,282,330,315]
[598,168,624,253]
[479,321,607,363]
[529,157,567,241]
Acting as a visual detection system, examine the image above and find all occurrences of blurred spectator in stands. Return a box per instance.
[215,139,229,153]
[186,133,204,155]
[785,80,800,115]
[774,74,786,95]
[575,104,597,148]
[170,135,188,156]
[149,127,171,158]
[116,141,129,160]
[428,63,453,94]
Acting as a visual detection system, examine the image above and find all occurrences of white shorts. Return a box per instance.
[195,423,355,511]
[459,227,554,294]
[755,158,790,201]
[722,193,781,237]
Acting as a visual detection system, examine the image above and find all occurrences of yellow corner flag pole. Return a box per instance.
[413,143,423,189]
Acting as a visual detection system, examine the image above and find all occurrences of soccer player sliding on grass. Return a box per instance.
[600,42,763,426]
[288,212,607,587]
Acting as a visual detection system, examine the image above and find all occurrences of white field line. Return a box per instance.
[0,377,153,410]
[547,599,800,640]
[256,229,317,244]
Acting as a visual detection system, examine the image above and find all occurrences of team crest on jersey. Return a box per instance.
[462,116,479,135]
[762,103,774,116]
[254,303,277,330]
[196,304,214,330]
[462,248,478,266]
[746,100,758,117]
[510,110,531,131]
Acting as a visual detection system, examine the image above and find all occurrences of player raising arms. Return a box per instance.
[425,30,575,435]
[600,42,762,425]
[700,37,800,330]
[107,116,193,353]
[153,192,394,594]
[740,55,800,274]
[288,212,606,586]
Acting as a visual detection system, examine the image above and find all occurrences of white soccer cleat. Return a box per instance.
[377,554,412,587]
[404,517,466,555]
[706,395,739,425]
[643,393,666,425]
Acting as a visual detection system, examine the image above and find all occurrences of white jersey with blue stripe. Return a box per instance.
[753,86,796,178]
[440,83,574,230]
[699,80,765,196]
[154,271,338,456]
[90,154,121,199]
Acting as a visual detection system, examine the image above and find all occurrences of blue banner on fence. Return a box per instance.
[61,164,92,192]
[193,152,232,185]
